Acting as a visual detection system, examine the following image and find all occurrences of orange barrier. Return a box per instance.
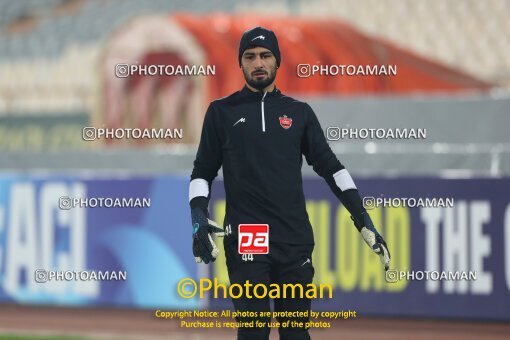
[173,14,490,101]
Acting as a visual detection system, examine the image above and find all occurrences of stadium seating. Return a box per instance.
[0,0,508,175]
[1,0,508,115]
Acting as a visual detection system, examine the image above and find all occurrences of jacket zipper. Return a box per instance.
[261,91,267,132]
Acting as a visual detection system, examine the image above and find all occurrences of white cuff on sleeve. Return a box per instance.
[189,178,209,202]
[333,169,357,191]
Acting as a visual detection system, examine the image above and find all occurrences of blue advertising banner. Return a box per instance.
[0,175,199,309]
[0,175,509,321]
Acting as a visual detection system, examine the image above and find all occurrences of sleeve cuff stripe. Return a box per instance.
[189,178,209,202]
[333,169,357,191]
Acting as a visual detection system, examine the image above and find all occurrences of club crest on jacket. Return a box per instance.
[279,115,292,129]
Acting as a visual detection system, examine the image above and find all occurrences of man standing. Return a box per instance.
[189,26,390,340]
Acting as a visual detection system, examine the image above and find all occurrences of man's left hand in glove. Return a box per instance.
[351,212,391,271]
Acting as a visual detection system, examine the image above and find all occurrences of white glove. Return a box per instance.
[360,226,391,271]
[352,212,391,271]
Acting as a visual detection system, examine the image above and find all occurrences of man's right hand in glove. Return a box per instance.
[190,196,224,264]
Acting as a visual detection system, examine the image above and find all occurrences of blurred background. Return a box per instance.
[0,0,509,339]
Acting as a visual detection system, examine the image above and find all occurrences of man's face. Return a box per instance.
[241,46,277,91]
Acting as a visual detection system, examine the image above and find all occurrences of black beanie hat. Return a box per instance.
[238,26,281,67]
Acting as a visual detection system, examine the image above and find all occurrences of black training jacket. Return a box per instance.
[191,86,345,245]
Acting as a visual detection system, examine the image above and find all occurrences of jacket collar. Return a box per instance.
[240,85,281,99]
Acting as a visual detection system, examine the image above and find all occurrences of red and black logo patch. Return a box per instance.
[279,115,292,129]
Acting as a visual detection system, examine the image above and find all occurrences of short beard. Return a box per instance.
[243,66,277,91]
